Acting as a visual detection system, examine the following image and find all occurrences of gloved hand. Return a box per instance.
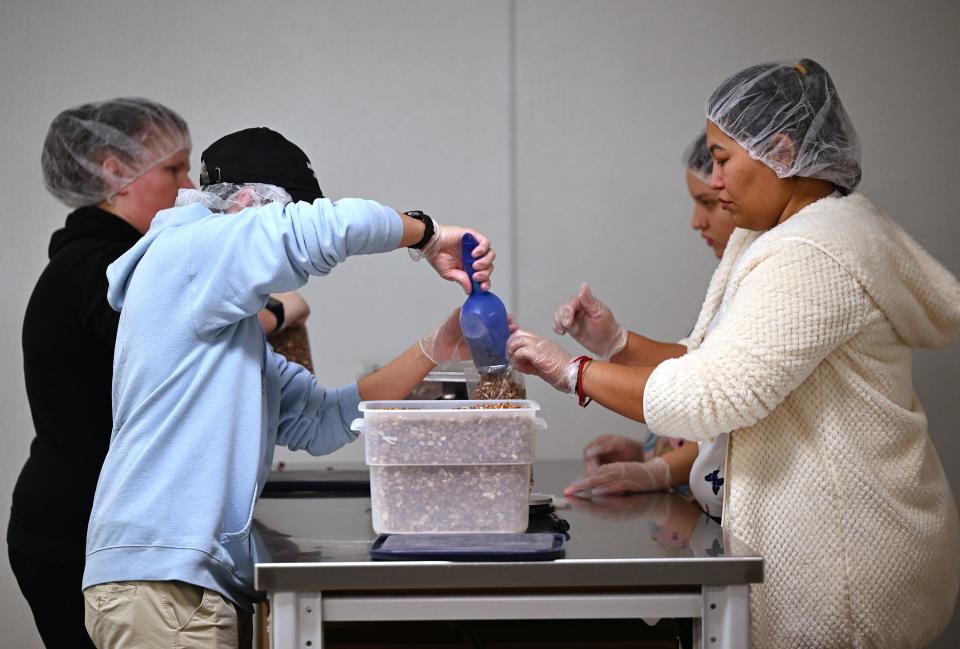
[506,330,577,393]
[563,457,671,497]
[421,224,495,294]
[552,283,627,359]
[419,308,470,364]
[582,434,646,471]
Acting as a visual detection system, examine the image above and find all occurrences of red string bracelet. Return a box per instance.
[572,355,594,407]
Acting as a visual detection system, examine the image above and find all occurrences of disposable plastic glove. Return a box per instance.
[581,434,646,472]
[419,308,470,364]
[563,457,671,497]
[552,283,627,359]
[421,311,517,365]
[422,224,496,294]
[506,330,577,393]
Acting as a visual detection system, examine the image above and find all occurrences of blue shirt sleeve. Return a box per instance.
[187,198,403,339]
[272,351,362,456]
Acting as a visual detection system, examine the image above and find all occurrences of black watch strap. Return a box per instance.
[404,211,435,250]
[265,297,285,331]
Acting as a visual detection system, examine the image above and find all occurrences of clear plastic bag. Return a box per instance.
[465,364,527,400]
[268,325,314,373]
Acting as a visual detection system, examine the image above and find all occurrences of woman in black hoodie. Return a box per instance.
[8,98,194,648]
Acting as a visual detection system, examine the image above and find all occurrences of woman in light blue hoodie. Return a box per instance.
[82,128,495,649]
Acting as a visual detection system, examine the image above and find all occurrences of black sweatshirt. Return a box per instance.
[9,206,141,564]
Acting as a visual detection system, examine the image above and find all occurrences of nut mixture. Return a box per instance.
[370,464,530,533]
[473,370,526,400]
[365,409,535,465]
[268,325,314,373]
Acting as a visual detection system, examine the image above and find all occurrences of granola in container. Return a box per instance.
[353,400,546,534]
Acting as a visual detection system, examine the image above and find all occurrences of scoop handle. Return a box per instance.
[461,233,480,291]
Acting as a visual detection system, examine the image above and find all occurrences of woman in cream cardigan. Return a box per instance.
[508,59,960,648]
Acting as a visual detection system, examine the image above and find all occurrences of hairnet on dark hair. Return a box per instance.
[41,97,191,207]
[683,131,713,182]
[706,59,861,192]
[174,183,292,213]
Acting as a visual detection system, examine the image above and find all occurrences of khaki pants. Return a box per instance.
[83,581,252,649]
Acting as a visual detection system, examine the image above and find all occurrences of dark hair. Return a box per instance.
[683,131,713,179]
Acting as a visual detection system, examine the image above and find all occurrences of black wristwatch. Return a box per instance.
[265,297,285,332]
[404,211,435,250]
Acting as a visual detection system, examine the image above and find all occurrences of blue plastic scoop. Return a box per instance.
[459,233,510,369]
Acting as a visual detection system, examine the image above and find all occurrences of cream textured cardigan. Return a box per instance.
[644,193,960,648]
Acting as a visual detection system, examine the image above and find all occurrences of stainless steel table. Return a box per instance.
[254,460,762,648]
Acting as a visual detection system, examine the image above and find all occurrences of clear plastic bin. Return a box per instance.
[351,400,547,534]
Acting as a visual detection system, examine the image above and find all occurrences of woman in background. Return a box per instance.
[8,98,193,648]
[7,98,309,648]
[561,132,735,512]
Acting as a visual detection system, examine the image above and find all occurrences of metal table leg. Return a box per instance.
[270,592,325,649]
[700,584,750,648]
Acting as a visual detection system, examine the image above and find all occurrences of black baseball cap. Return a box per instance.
[199,127,324,203]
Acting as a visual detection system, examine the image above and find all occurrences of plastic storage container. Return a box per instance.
[352,400,546,534]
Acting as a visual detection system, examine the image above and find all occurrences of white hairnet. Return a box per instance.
[174,182,292,213]
[706,59,861,192]
[42,97,191,208]
[683,131,713,182]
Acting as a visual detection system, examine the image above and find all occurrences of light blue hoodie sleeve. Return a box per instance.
[187,198,403,339]
[273,351,361,455]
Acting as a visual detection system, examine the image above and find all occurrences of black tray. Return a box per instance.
[369,532,566,561]
[261,469,370,498]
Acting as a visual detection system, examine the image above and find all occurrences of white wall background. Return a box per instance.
[1,1,957,646]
